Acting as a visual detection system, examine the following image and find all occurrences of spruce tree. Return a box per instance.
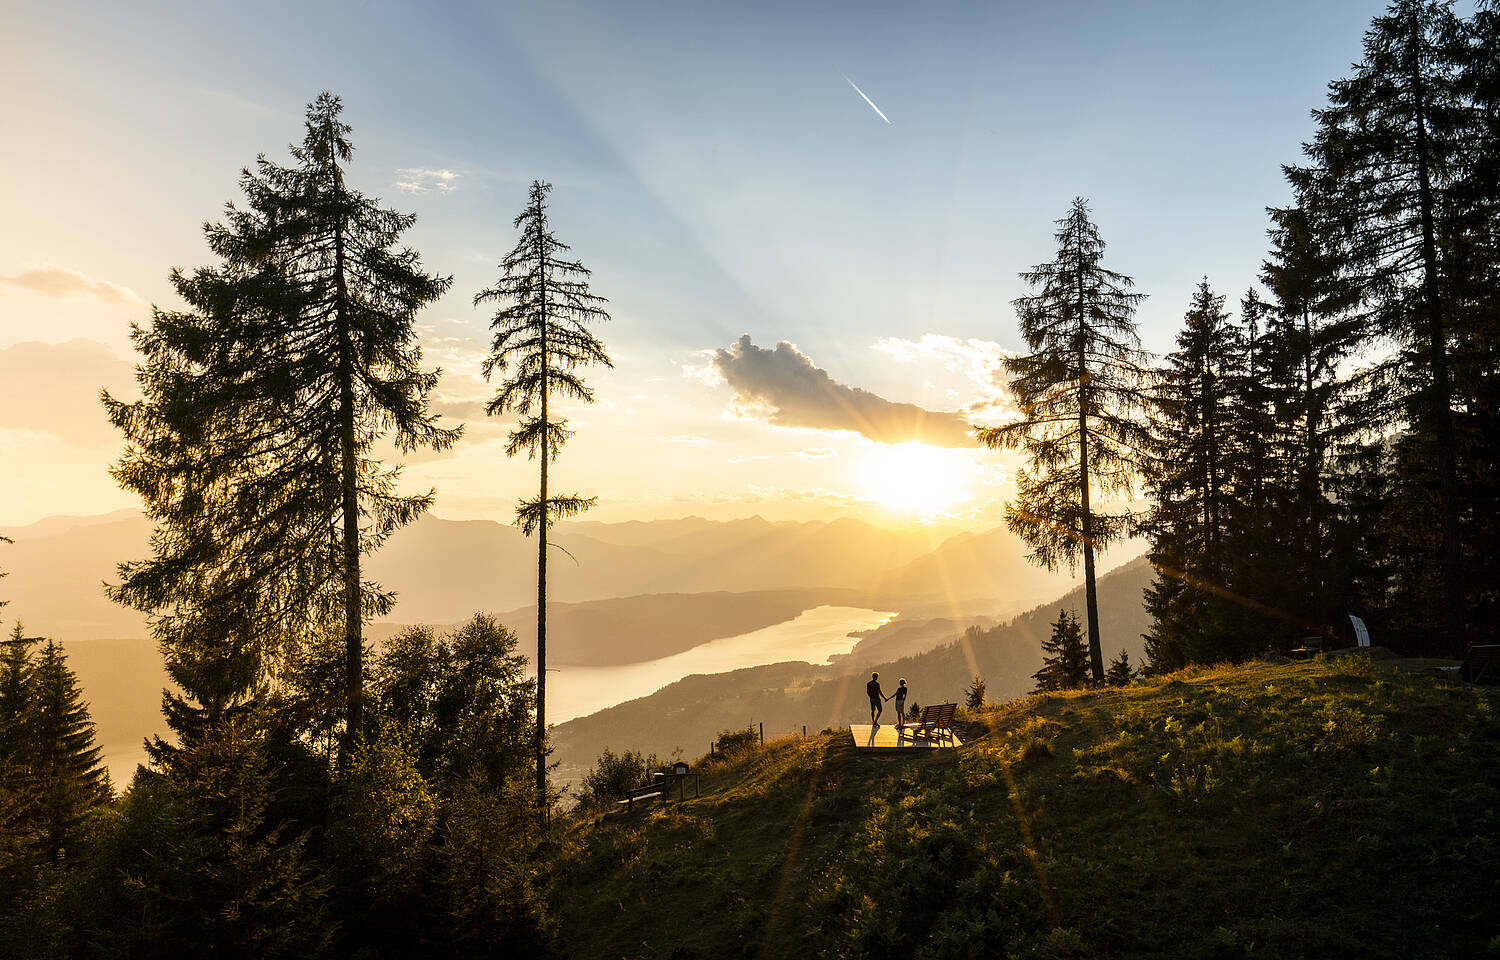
[476,180,612,809]
[1141,280,1251,662]
[105,92,456,747]
[1033,609,1089,692]
[1105,650,1136,686]
[979,198,1151,682]
[27,641,110,857]
[1288,0,1473,651]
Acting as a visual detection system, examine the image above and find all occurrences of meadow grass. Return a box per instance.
[551,657,1499,959]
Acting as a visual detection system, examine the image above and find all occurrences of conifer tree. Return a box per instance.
[27,641,110,857]
[1033,609,1089,692]
[476,180,612,808]
[106,92,455,747]
[1141,280,1250,662]
[1288,0,1473,650]
[1105,650,1136,686]
[979,198,1151,682]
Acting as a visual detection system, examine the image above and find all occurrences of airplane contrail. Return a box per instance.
[841,72,891,124]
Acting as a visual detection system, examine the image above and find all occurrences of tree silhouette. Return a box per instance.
[476,180,612,811]
[1288,0,1473,650]
[106,92,455,747]
[28,641,110,857]
[979,198,1150,682]
[1033,609,1089,692]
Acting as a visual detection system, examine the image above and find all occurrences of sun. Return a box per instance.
[855,442,973,516]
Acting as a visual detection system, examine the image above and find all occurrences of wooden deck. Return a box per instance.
[849,723,963,752]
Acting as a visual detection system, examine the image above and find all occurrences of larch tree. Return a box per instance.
[105,92,456,748]
[979,198,1151,683]
[476,180,612,810]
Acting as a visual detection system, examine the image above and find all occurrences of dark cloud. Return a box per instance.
[710,335,980,447]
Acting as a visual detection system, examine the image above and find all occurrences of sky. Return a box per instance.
[0,0,1395,530]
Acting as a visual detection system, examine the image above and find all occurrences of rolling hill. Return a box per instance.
[551,655,1500,959]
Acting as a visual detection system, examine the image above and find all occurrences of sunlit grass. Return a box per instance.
[552,658,1500,959]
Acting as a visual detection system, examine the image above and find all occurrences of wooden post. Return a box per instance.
[759,722,764,746]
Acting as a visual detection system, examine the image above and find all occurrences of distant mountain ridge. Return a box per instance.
[1,510,1080,641]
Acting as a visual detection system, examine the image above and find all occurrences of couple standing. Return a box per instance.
[866,672,908,726]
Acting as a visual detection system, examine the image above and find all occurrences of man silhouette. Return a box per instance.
[867,672,886,725]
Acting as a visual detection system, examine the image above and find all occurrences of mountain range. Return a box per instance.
[0,509,1146,786]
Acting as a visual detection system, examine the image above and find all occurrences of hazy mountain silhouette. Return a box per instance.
[3,511,1065,641]
[1,509,1143,786]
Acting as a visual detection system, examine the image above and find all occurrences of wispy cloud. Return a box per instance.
[1,265,146,308]
[710,334,981,448]
[657,434,711,448]
[793,447,838,458]
[393,168,460,194]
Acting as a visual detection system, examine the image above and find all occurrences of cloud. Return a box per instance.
[1,266,146,308]
[657,434,711,448]
[0,340,136,448]
[709,335,982,447]
[871,334,1018,421]
[393,168,460,194]
[793,447,838,458]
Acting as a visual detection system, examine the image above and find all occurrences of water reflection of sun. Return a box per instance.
[856,442,972,515]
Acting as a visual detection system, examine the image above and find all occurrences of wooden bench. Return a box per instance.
[913,702,957,740]
[616,782,667,814]
[1461,644,1500,684]
[1290,637,1323,660]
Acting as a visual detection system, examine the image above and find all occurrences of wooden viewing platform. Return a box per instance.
[849,723,963,752]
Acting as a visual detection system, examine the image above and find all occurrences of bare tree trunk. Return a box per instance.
[335,214,363,750]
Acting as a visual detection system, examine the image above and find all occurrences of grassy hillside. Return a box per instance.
[549,656,1499,959]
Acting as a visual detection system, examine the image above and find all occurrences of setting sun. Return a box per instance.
[856,442,973,515]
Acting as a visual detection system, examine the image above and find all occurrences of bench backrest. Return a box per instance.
[919,703,956,724]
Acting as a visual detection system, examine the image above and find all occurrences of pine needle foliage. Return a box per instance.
[1288,0,1473,650]
[27,641,110,858]
[1033,609,1090,692]
[476,180,612,810]
[104,92,455,746]
[979,198,1151,682]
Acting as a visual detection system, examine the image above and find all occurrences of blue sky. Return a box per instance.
[0,0,1398,526]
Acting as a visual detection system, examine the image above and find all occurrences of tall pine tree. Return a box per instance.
[27,641,110,858]
[1288,0,1473,651]
[106,92,456,747]
[476,180,612,810]
[1141,280,1246,665]
[979,198,1151,682]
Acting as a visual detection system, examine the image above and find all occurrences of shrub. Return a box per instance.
[578,748,658,809]
[713,727,759,757]
[965,676,986,709]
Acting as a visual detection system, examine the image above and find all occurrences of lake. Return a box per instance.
[549,604,895,722]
